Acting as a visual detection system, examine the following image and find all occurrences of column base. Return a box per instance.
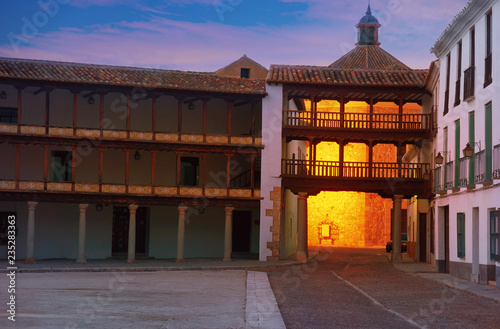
[76,259,87,264]
[24,257,36,264]
[126,259,136,264]
[391,253,403,264]
[296,251,307,263]
[175,259,184,263]
[223,258,232,262]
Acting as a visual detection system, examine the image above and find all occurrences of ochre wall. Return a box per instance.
[304,100,418,247]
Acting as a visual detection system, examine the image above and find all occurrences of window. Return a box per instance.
[454,41,462,106]
[444,53,451,115]
[485,102,492,181]
[457,213,465,258]
[0,107,17,123]
[454,120,460,188]
[468,112,475,185]
[491,211,500,261]
[464,27,475,100]
[485,10,493,87]
[240,68,250,79]
[0,212,16,245]
[51,150,72,182]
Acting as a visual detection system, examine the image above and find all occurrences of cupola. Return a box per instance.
[356,3,381,46]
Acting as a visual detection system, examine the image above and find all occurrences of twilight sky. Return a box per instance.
[0,0,469,72]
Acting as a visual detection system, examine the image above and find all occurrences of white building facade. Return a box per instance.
[431,0,500,286]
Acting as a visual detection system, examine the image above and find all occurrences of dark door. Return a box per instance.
[181,157,199,186]
[444,206,450,273]
[419,213,427,262]
[112,206,148,254]
[232,211,252,252]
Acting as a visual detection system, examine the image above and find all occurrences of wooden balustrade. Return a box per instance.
[283,110,430,131]
[282,159,430,179]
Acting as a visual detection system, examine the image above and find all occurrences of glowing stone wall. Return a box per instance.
[303,100,417,247]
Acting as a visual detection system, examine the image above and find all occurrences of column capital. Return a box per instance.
[78,204,89,212]
[394,195,404,202]
[298,192,308,201]
[225,206,235,215]
[128,204,139,214]
[178,205,188,215]
[27,201,38,210]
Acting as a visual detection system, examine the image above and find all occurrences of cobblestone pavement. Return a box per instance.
[261,247,500,329]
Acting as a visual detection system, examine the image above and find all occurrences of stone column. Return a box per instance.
[76,204,89,264]
[176,205,188,263]
[392,195,403,264]
[25,201,38,264]
[223,207,235,261]
[297,192,308,263]
[127,204,139,264]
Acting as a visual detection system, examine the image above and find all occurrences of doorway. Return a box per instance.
[444,206,450,273]
[232,211,255,258]
[419,213,427,262]
[181,157,199,186]
[112,206,149,255]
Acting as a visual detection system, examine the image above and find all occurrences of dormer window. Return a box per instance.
[240,68,250,78]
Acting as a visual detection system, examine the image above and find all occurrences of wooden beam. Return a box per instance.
[152,97,157,137]
[72,92,78,133]
[227,101,232,135]
[150,151,158,186]
[17,88,22,132]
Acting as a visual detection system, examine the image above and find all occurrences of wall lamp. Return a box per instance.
[188,102,195,110]
[463,141,481,158]
[435,151,451,165]
[134,151,141,160]
[88,96,95,105]
[0,91,6,99]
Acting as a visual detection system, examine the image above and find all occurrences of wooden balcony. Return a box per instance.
[281,159,430,198]
[283,110,432,142]
[0,122,263,152]
[0,180,261,207]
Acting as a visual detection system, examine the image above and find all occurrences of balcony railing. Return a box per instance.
[283,111,431,131]
[463,66,475,101]
[484,53,492,87]
[445,161,454,189]
[493,144,500,179]
[475,150,486,183]
[0,122,262,146]
[434,166,444,193]
[282,159,430,179]
[458,157,469,187]
[0,180,261,199]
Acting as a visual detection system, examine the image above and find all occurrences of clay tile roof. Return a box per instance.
[267,65,427,88]
[329,46,411,70]
[0,57,267,96]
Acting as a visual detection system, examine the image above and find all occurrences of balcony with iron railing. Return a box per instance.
[458,157,469,187]
[464,66,475,101]
[475,150,486,183]
[493,145,500,179]
[433,166,445,193]
[444,161,454,189]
